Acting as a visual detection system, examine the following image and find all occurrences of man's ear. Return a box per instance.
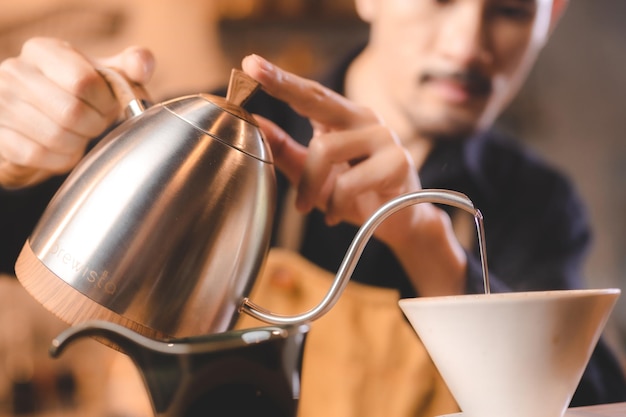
[549,0,569,33]
[354,0,377,23]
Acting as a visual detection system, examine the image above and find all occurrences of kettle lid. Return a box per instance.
[164,69,272,163]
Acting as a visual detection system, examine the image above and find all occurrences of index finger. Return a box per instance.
[242,54,375,130]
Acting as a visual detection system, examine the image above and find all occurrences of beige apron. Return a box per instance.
[237,248,459,417]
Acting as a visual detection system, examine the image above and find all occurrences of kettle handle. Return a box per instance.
[97,67,153,118]
[240,189,490,324]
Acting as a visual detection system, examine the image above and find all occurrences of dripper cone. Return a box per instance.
[399,289,620,417]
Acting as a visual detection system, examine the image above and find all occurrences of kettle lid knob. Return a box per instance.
[226,69,260,107]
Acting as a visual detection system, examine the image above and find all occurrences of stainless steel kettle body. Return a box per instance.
[16,70,276,339]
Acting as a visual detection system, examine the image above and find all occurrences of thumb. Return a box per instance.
[96,46,155,85]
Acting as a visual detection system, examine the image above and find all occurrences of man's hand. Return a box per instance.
[242,54,420,243]
[242,54,467,296]
[0,37,155,188]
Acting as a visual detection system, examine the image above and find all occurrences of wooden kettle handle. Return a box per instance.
[97,67,153,118]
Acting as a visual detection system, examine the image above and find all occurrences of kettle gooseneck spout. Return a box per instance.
[240,189,490,325]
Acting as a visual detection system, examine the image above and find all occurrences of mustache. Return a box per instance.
[421,68,492,96]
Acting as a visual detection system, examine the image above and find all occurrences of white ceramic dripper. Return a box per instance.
[399,288,620,417]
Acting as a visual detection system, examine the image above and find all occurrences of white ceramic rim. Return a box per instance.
[398,288,621,308]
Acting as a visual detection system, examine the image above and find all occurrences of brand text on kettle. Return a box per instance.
[49,243,116,294]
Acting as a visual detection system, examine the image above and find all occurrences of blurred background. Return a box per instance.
[0,0,624,415]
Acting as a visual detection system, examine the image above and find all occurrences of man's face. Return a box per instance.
[360,0,560,139]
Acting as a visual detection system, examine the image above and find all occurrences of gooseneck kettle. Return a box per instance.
[15,68,489,341]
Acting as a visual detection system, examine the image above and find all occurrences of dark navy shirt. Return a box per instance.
[1,49,625,406]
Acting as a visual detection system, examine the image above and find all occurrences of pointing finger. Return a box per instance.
[242,54,377,130]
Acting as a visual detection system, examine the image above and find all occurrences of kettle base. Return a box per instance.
[15,241,168,343]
